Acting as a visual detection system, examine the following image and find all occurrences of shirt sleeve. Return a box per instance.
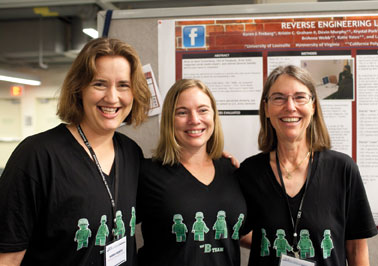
[0,160,42,252]
[345,160,377,240]
[236,162,255,236]
[136,158,149,224]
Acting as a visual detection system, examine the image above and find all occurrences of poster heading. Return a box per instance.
[281,20,378,29]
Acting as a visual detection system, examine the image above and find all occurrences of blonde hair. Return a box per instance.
[258,65,331,153]
[154,79,224,165]
[57,37,150,126]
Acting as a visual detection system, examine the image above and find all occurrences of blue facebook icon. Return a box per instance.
[182,26,205,48]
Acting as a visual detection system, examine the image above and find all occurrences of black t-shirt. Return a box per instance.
[237,150,377,266]
[0,124,142,266]
[137,157,247,266]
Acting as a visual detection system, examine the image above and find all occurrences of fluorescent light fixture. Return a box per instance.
[83,28,99,39]
[0,70,41,86]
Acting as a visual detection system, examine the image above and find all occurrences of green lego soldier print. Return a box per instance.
[113,210,126,240]
[231,213,244,240]
[95,215,109,246]
[321,229,334,259]
[130,207,136,237]
[172,214,188,242]
[192,212,209,241]
[260,228,271,256]
[297,229,315,259]
[273,229,293,257]
[213,210,228,240]
[74,218,92,250]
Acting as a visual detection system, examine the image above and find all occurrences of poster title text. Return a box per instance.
[281,20,378,29]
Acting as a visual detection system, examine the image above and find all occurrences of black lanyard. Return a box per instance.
[275,150,312,253]
[77,125,119,236]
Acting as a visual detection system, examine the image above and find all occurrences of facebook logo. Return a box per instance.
[182,26,205,48]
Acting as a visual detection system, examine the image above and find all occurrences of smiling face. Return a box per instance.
[81,55,133,135]
[174,87,215,154]
[265,74,314,145]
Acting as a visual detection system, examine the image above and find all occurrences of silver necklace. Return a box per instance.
[280,151,310,179]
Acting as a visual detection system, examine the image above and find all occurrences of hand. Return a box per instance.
[240,231,252,248]
[222,151,240,168]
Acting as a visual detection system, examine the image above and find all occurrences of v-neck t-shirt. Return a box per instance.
[137,157,247,266]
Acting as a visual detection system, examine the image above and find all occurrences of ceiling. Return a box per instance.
[0,0,267,68]
[0,0,361,70]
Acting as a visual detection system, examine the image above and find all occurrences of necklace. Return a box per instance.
[279,151,310,179]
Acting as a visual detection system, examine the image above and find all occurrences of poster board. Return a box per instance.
[98,1,378,225]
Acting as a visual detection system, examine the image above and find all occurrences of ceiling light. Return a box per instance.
[82,18,99,39]
[0,75,41,86]
[83,28,99,39]
[0,70,41,86]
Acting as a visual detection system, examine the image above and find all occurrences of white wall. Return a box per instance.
[0,64,68,169]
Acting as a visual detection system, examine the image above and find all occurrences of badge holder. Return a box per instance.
[104,236,127,266]
[279,254,315,266]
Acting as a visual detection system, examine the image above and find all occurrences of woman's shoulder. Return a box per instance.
[141,157,162,165]
[319,149,356,166]
[114,131,144,158]
[316,149,360,178]
[13,124,68,152]
[114,131,139,148]
[236,152,270,183]
[4,124,70,170]
[141,157,156,168]
[139,158,180,187]
[214,156,234,168]
[140,158,175,174]
[240,152,269,168]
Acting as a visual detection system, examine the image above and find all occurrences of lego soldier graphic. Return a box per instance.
[232,213,244,240]
[260,228,271,256]
[95,215,109,246]
[321,229,334,259]
[213,210,227,240]
[129,207,136,237]
[172,214,188,242]
[112,210,126,240]
[273,229,292,257]
[74,218,91,250]
[192,212,209,241]
[297,229,315,259]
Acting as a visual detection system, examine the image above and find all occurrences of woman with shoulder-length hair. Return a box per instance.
[137,79,247,266]
[155,79,224,165]
[258,65,330,153]
[237,65,377,266]
[0,37,150,266]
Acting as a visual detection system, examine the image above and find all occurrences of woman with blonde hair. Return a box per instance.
[137,79,247,266]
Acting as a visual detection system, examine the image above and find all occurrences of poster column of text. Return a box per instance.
[357,50,378,224]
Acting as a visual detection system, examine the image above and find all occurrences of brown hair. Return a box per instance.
[258,65,331,153]
[57,37,150,126]
[154,79,224,165]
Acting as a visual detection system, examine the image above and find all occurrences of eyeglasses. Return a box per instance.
[266,92,313,106]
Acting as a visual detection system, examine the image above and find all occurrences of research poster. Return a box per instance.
[158,15,378,224]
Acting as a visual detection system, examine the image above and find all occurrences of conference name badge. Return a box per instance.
[279,254,315,266]
[105,236,127,266]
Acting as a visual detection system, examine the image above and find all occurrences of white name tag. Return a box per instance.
[279,254,315,266]
[105,237,127,266]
